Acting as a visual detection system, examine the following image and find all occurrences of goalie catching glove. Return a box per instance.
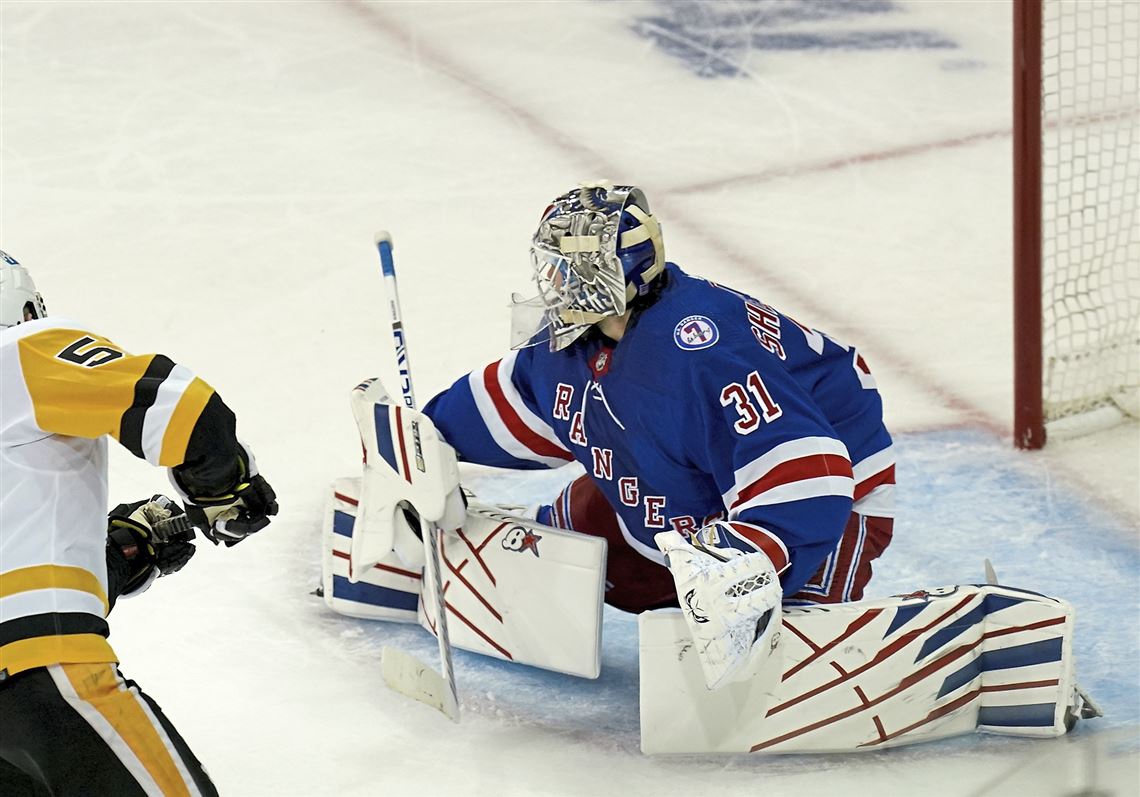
[107,495,197,600]
[656,522,783,691]
[170,440,279,546]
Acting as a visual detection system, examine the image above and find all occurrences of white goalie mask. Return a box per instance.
[511,182,665,351]
[0,251,47,329]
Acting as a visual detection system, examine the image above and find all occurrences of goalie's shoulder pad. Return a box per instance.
[351,377,463,528]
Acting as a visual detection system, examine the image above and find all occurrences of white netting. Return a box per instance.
[1041,0,1140,422]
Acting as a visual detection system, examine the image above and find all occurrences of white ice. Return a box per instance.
[1,1,1137,795]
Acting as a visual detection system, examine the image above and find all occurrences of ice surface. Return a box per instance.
[1,1,1136,794]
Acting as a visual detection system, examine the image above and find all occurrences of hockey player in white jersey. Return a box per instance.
[0,251,278,796]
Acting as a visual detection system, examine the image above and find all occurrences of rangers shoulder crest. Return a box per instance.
[674,315,719,350]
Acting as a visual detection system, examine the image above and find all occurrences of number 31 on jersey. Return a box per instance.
[720,370,782,434]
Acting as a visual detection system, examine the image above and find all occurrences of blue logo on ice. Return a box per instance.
[674,315,719,350]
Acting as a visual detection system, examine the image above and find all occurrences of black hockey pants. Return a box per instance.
[0,662,218,796]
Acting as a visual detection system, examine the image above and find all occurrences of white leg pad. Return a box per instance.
[639,585,1083,754]
[420,502,607,679]
[322,478,608,678]
[322,477,422,622]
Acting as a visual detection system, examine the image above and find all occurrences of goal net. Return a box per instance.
[1014,0,1140,448]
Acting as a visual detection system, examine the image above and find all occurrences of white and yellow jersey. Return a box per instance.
[1,318,218,677]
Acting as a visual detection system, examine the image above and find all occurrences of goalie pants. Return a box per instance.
[541,475,893,613]
[0,662,219,797]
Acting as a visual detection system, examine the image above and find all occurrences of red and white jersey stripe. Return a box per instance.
[723,436,854,516]
[468,351,574,468]
[722,521,791,574]
[852,445,896,517]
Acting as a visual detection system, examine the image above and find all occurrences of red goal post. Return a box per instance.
[1013,0,1139,449]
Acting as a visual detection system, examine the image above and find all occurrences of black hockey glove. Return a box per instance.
[106,495,197,600]
[172,443,278,547]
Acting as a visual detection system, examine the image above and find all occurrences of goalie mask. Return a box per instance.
[0,251,47,329]
[511,182,665,351]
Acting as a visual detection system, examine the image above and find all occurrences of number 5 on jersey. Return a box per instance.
[720,370,782,434]
[56,336,125,367]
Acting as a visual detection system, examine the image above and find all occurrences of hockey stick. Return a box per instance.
[378,232,416,411]
[374,231,461,722]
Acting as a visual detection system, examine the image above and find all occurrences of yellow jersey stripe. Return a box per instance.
[159,377,215,466]
[0,633,116,676]
[62,663,195,797]
[0,564,110,615]
[17,328,149,441]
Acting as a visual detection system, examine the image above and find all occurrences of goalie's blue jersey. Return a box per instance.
[424,263,894,594]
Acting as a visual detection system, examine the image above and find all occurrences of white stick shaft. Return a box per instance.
[422,518,459,719]
[374,232,459,721]
[376,234,416,409]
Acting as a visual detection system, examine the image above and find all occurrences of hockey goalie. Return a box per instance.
[321,182,1100,753]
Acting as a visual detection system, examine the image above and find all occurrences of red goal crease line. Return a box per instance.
[669,103,1140,196]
